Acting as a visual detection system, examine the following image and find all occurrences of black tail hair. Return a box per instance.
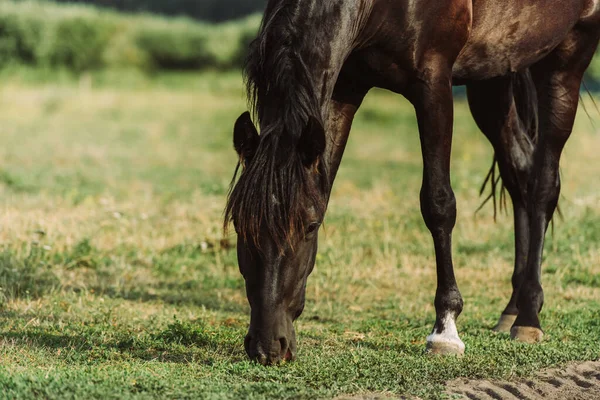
[477,70,539,220]
[477,70,600,221]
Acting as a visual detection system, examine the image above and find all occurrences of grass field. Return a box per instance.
[0,71,598,399]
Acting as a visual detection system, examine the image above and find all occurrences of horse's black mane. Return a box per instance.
[225,0,327,250]
[246,1,319,133]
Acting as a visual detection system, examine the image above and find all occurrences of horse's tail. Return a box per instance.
[513,69,539,144]
[478,69,539,220]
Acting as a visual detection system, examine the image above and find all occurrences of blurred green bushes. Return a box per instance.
[50,0,267,23]
[0,1,260,73]
[1,0,600,86]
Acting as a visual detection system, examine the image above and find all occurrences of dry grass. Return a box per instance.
[0,73,598,399]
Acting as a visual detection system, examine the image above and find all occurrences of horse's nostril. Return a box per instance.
[278,337,288,353]
[279,337,287,351]
[284,347,293,361]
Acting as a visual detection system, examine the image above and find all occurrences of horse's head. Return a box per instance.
[226,111,328,365]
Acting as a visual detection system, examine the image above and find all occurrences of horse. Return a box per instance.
[225,0,600,365]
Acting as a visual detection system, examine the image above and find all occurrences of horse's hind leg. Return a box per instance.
[466,72,537,333]
[512,26,600,343]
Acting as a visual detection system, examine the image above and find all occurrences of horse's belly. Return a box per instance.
[453,37,559,80]
[452,0,584,80]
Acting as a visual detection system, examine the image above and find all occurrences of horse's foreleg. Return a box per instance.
[409,70,464,355]
[512,27,600,343]
[466,75,536,333]
[323,75,371,191]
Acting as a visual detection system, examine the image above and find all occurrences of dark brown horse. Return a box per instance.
[225,0,600,365]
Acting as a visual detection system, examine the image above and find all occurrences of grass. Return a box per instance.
[0,70,598,399]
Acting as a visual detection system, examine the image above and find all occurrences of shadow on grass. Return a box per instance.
[0,320,246,365]
[90,281,248,313]
[0,249,61,302]
[0,241,247,313]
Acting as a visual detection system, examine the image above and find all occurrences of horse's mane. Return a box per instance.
[225,0,328,250]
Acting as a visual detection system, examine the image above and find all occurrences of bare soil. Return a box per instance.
[447,360,600,400]
[335,361,600,399]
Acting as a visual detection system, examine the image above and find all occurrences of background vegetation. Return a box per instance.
[0,1,259,72]
[0,1,598,399]
[49,0,267,22]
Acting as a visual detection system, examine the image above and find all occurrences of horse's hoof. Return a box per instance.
[510,326,544,343]
[493,314,517,333]
[426,340,465,356]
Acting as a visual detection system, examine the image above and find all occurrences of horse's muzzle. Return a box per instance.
[245,332,296,365]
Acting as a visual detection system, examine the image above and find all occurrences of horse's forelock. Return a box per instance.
[225,1,326,250]
[225,135,325,251]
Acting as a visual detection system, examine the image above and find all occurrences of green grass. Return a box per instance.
[0,71,598,399]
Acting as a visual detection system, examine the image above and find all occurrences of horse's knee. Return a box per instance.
[420,184,457,233]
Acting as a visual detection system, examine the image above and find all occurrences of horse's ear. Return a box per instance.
[233,112,259,165]
[298,116,326,167]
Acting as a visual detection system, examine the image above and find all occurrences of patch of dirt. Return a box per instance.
[447,360,600,400]
[335,394,407,400]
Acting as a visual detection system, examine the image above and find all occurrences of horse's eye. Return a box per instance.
[306,222,320,235]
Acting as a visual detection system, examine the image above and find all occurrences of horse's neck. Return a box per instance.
[291,0,372,190]
[295,0,372,117]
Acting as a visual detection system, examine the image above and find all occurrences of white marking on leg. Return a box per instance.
[426,314,465,352]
